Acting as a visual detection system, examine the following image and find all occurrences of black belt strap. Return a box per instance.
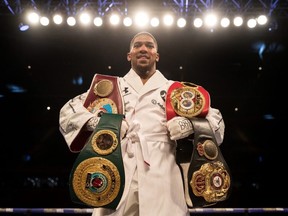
[176,118,232,208]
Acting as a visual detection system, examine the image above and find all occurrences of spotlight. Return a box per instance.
[19,23,29,31]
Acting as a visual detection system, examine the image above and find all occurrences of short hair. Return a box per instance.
[129,31,158,51]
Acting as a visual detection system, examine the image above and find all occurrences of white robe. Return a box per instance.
[59,69,225,216]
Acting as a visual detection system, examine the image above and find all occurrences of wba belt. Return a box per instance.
[166,81,231,208]
[69,74,125,209]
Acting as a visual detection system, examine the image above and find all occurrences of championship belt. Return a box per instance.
[166,81,210,121]
[166,81,231,208]
[84,74,124,115]
[69,74,125,209]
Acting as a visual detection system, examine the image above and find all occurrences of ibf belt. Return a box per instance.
[166,81,231,207]
[166,81,210,121]
[69,74,125,209]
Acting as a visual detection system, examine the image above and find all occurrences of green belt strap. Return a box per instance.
[69,113,125,210]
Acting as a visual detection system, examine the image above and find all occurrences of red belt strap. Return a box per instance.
[84,74,124,115]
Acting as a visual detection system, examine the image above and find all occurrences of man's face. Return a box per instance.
[127,34,159,75]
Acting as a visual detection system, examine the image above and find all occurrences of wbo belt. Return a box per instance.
[166,81,231,208]
[69,74,125,209]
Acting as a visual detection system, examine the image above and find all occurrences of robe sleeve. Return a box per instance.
[205,107,225,145]
[59,92,95,152]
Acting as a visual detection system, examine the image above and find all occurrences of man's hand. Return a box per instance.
[167,116,194,140]
[120,119,129,139]
[86,116,100,131]
[87,116,129,140]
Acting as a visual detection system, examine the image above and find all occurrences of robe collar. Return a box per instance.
[123,69,168,96]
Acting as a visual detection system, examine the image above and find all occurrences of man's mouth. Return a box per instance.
[137,55,149,59]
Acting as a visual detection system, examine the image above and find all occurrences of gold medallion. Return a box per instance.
[170,86,205,118]
[87,98,118,114]
[202,140,218,160]
[91,130,118,155]
[72,157,121,207]
[190,161,231,203]
[94,79,114,97]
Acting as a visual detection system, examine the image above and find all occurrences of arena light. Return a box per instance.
[123,17,132,27]
[53,14,63,25]
[204,13,218,28]
[220,17,230,28]
[109,14,120,25]
[93,17,103,27]
[257,15,268,25]
[79,12,92,25]
[163,14,174,26]
[150,17,160,27]
[40,16,49,26]
[193,17,203,28]
[67,16,76,26]
[177,17,186,28]
[27,11,40,25]
[247,18,257,28]
[134,11,149,27]
[233,16,243,27]
[19,23,29,31]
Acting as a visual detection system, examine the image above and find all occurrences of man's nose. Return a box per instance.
[139,44,148,51]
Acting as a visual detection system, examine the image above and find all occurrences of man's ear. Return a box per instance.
[127,53,131,61]
[156,53,160,62]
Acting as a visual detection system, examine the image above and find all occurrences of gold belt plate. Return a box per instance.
[170,86,205,118]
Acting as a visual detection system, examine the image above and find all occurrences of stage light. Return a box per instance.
[220,17,230,28]
[53,14,63,25]
[109,14,120,25]
[193,18,203,28]
[79,12,91,25]
[204,13,217,28]
[177,18,186,28]
[123,17,132,27]
[134,12,149,27]
[27,11,40,24]
[150,17,159,27]
[40,16,49,26]
[247,18,257,28]
[19,23,29,31]
[67,16,76,26]
[163,14,174,26]
[94,17,103,27]
[233,16,243,27]
[257,15,268,25]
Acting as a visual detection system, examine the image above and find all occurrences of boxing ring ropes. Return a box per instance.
[0,208,287,214]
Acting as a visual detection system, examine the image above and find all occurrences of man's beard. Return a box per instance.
[136,65,149,75]
[135,60,152,75]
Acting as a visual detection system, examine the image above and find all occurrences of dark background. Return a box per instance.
[0,1,287,210]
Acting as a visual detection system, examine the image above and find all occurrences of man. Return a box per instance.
[59,31,225,216]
